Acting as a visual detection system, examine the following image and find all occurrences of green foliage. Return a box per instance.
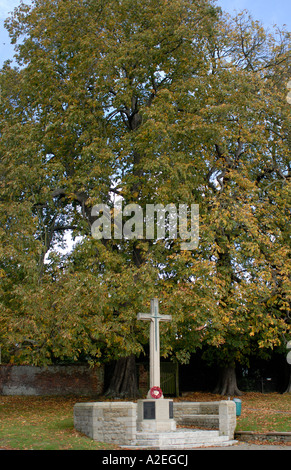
[0,0,290,367]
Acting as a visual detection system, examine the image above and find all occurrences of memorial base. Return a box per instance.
[137,398,176,432]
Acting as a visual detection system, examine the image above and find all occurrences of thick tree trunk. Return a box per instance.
[105,354,140,398]
[213,366,243,396]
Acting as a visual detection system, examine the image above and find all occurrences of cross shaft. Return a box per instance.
[137,298,172,393]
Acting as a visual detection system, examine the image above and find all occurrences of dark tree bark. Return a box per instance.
[213,366,243,396]
[105,354,140,398]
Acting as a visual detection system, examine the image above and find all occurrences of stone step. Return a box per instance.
[135,436,225,445]
[126,441,238,450]
[136,430,220,440]
[131,429,237,449]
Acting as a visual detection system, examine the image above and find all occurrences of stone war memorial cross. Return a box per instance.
[137,298,176,431]
[137,298,172,398]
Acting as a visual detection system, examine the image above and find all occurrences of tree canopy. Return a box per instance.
[0,0,290,394]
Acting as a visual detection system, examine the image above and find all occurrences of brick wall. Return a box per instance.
[0,364,104,396]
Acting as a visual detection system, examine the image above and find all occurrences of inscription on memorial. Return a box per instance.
[169,401,174,419]
[144,401,156,420]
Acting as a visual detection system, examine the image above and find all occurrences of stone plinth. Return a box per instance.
[137,398,176,432]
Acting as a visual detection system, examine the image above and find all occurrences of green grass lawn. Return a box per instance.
[0,396,119,450]
[235,392,291,433]
[0,393,290,450]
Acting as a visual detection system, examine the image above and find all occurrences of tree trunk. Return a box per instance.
[213,366,243,396]
[105,354,140,398]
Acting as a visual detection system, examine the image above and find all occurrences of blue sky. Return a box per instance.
[0,0,290,67]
